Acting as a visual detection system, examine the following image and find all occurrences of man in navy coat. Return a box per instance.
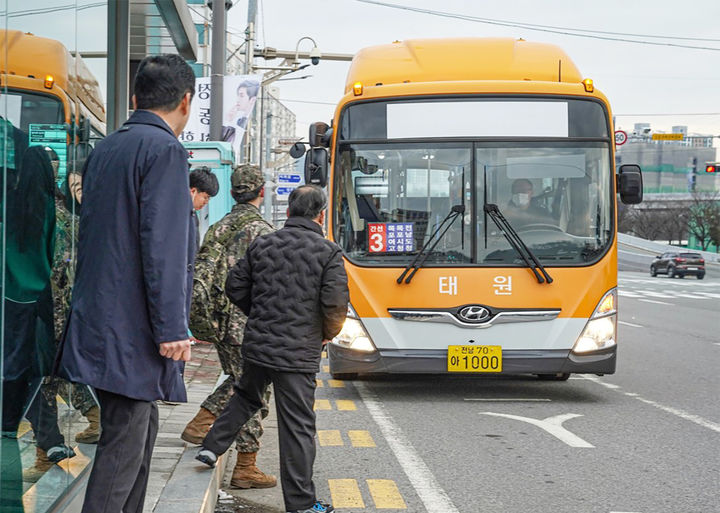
[57,54,196,513]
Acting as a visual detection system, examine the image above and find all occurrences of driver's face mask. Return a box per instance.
[512,192,530,207]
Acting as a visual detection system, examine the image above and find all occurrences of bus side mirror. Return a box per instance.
[309,122,331,148]
[305,147,329,187]
[617,164,643,204]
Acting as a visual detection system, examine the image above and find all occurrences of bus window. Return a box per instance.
[335,143,472,265]
[477,143,612,265]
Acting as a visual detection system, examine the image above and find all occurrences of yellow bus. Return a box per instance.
[0,29,106,178]
[305,38,643,380]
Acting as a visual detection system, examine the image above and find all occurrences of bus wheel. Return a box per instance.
[331,373,358,381]
[537,373,570,381]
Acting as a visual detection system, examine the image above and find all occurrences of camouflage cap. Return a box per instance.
[231,164,264,193]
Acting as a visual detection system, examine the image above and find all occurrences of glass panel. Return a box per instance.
[1,1,105,509]
[476,142,613,265]
[340,98,610,140]
[334,143,473,265]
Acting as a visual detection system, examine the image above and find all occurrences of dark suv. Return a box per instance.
[650,252,705,279]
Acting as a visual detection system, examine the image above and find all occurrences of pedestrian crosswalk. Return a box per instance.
[618,275,720,302]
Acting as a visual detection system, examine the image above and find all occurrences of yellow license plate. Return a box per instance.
[447,345,502,373]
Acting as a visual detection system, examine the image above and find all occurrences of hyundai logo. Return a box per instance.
[457,305,491,323]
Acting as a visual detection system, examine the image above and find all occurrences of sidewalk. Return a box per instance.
[142,341,226,513]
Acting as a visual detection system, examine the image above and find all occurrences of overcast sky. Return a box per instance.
[9,1,719,151]
[226,0,720,148]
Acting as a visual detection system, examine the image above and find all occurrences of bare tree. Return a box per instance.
[687,192,720,251]
[627,206,666,241]
[663,201,690,246]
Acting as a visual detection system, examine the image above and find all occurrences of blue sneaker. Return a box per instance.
[287,500,334,513]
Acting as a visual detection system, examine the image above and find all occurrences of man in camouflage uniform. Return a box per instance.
[182,164,276,489]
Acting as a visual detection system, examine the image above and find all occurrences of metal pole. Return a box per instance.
[243,0,257,161]
[210,1,228,141]
[107,0,129,131]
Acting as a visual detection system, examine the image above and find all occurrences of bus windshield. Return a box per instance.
[334,141,613,266]
[0,89,65,175]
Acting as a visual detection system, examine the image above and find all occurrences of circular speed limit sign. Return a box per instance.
[615,130,628,146]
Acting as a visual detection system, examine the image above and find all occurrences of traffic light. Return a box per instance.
[706,163,718,173]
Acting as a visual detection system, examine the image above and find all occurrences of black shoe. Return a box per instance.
[195,448,217,468]
[287,500,334,513]
[46,444,76,463]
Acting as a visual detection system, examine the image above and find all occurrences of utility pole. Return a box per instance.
[210,0,231,141]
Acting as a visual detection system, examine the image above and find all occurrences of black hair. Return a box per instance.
[189,167,219,197]
[134,54,196,112]
[10,146,56,253]
[231,184,263,204]
[236,79,260,98]
[288,185,327,219]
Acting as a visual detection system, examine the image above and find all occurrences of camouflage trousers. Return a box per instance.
[201,339,271,453]
[40,377,98,415]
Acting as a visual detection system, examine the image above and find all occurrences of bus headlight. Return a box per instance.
[332,305,377,353]
[572,289,617,354]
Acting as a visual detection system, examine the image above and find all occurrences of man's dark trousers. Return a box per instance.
[81,389,158,513]
[203,360,317,512]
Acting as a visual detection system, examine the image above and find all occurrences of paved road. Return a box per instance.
[618,240,720,280]
[305,271,719,513]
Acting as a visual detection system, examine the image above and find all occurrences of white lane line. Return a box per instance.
[355,382,460,513]
[464,398,551,402]
[480,412,595,448]
[695,292,720,298]
[577,376,720,434]
[576,375,622,389]
[714,343,720,347]
[618,320,643,328]
[618,291,643,298]
[638,299,673,306]
[636,290,675,298]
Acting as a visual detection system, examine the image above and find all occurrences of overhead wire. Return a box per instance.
[354,0,720,51]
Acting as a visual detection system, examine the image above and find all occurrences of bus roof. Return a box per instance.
[0,30,105,122]
[345,38,584,94]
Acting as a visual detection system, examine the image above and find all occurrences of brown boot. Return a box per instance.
[22,447,53,483]
[75,406,101,444]
[230,451,277,489]
[181,407,216,445]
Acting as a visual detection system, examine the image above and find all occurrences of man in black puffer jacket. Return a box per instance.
[196,185,348,513]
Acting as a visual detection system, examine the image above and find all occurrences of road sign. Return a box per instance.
[276,186,297,198]
[652,133,684,141]
[278,173,302,184]
[614,130,627,146]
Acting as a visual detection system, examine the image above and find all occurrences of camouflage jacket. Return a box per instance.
[51,198,77,342]
[189,203,274,345]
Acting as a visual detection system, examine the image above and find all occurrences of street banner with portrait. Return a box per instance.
[181,74,263,158]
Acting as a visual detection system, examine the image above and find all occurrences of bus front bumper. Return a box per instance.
[327,343,616,376]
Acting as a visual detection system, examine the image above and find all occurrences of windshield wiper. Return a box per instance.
[397,204,465,284]
[483,204,553,284]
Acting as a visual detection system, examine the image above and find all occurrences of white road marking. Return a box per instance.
[638,299,673,306]
[714,343,720,347]
[576,375,621,389]
[636,290,674,298]
[696,292,720,298]
[618,320,643,328]
[355,382,460,513]
[464,398,551,402]
[480,412,595,448]
[577,376,720,434]
[618,291,642,298]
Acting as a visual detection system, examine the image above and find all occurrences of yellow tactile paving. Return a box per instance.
[367,479,407,509]
[348,430,376,447]
[327,379,345,388]
[317,430,343,446]
[322,364,330,373]
[313,399,332,411]
[316,379,324,387]
[328,479,365,508]
[322,351,327,358]
[335,400,357,411]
